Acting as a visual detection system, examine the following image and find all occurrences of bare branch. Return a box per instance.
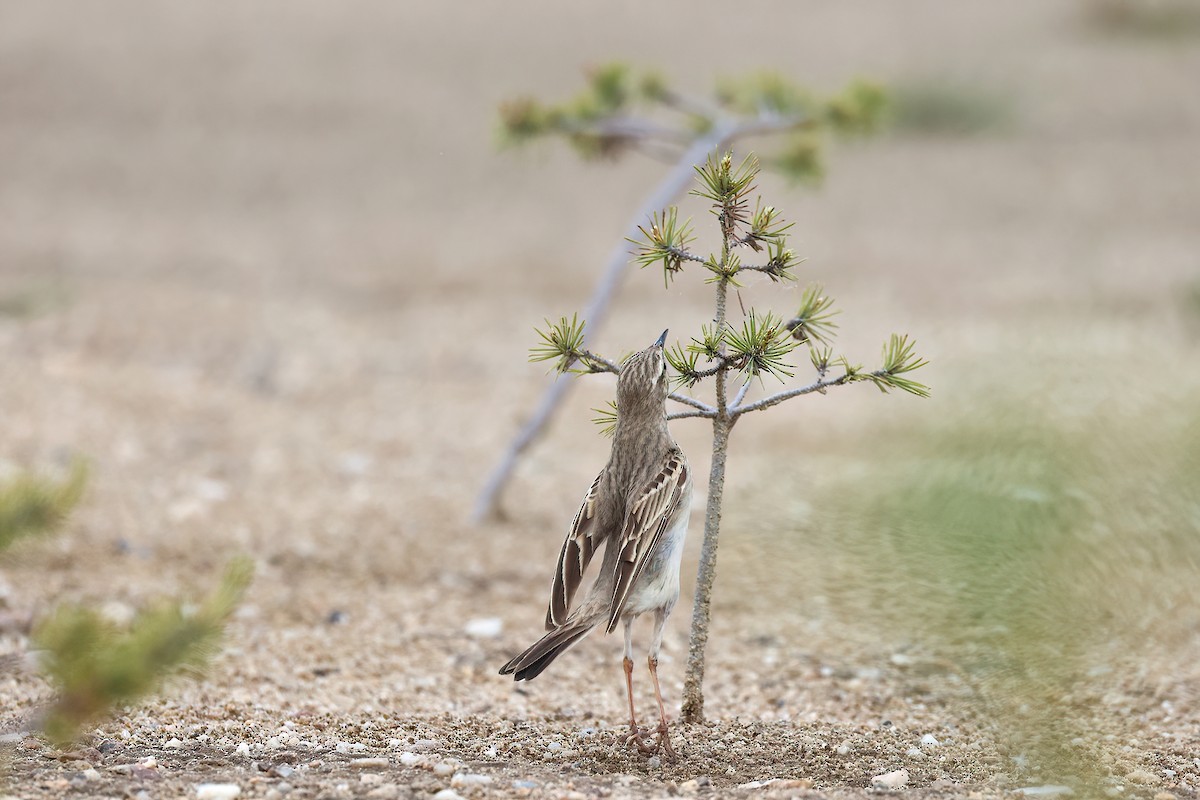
[576,349,622,374]
[668,409,717,421]
[731,372,852,417]
[669,393,717,416]
[559,116,692,144]
[732,380,752,409]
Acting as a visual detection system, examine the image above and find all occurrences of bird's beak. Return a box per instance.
[655,329,668,348]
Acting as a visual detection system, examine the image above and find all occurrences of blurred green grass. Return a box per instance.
[729,392,1200,790]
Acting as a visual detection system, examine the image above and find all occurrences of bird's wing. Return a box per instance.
[545,471,604,630]
[606,451,689,634]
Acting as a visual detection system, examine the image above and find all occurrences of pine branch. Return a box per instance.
[35,557,254,745]
[668,393,718,416]
[0,461,87,554]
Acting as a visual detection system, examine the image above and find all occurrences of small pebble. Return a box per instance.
[464,617,503,638]
[921,734,940,747]
[1016,787,1074,796]
[433,762,456,777]
[512,779,538,791]
[270,765,295,779]
[164,738,183,748]
[647,755,661,768]
[235,743,251,757]
[836,741,852,756]
[195,785,242,800]
[350,757,389,770]
[906,747,923,757]
[432,791,464,800]
[1126,770,1161,786]
[872,768,909,790]
[399,752,424,767]
[451,773,493,788]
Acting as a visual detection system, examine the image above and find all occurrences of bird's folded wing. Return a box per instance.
[606,452,689,633]
[545,471,604,630]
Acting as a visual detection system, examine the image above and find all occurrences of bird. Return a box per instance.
[499,329,693,759]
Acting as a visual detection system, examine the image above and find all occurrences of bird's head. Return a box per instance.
[616,330,670,413]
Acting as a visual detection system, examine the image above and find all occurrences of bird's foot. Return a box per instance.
[656,721,678,762]
[625,725,657,755]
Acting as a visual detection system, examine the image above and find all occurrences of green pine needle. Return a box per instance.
[530,314,588,373]
[0,461,87,553]
[630,208,695,286]
[787,285,840,345]
[725,311,799,382]
[35,557,254,745]
[857,334,931,397]
[665,343,703,388]
[591,401,619,437]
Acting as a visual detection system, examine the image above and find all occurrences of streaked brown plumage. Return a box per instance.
[499,330,692,758]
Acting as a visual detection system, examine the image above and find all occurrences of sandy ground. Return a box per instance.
[2,1,1199,798]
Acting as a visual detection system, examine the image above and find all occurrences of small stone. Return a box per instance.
[647,755,661,768]
[872,768,909,790]
[235,743,251,757]
[1153,793,1177,800]
[350,757,389,770]
[433,762,456,777]
[680,779,700,793]
[836,741,852,756]
[367,786,402,800]
[196,785,242,800]
[164,738,183,748]
[451,773,493,788]
[906,747,923,758]
[1015,787,1074,796]
[432,791,464,800]
[359,773,383,785]
[399,752,424,767]
[387,738,403,749]
[921,734,940,747]
[270,764,296,779]
[464,617,503,638]
[512,779,538,796]
[1126,770,1161,786]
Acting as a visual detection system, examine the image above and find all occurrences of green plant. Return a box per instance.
[531,152,929,721]
[0,464,252,747]
[34,558,253,745]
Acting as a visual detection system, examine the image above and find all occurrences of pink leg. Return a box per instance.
[623,656,655,754]
[648,655,678,761]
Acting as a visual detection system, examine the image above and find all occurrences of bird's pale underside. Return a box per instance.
[499,330,692,759]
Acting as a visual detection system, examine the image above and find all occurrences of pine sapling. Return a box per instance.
[531,151,929,722]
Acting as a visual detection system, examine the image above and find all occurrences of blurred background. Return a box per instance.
[2,0,1198,790]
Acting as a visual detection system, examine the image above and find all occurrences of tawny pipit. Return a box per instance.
[500,330,692,759]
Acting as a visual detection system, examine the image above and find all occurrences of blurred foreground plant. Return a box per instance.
[531,152,928,721]
[476,64,886,521]
[757,406,1200,791]
[34,558,253,745]
[0,464,252,747]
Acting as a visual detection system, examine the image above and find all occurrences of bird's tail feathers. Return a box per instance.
[498,618,597,681]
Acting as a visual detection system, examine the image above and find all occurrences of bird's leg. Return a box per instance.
[648,608,678,761]
[622,618,655,755]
